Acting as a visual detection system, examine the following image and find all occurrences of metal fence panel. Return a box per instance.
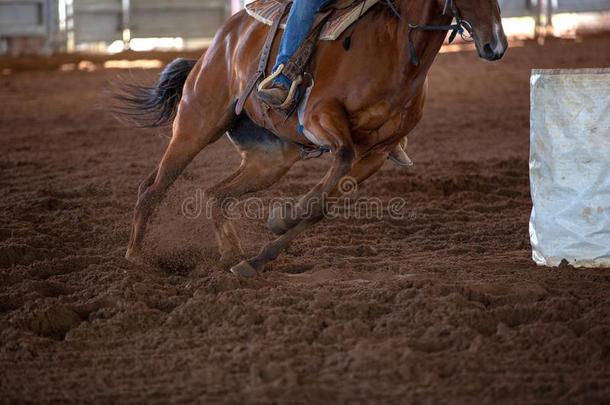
[73,0,122,43]
[498,0,534,18]
[555,0,610,13]
[130,0,227,38]
[0,0,47,36]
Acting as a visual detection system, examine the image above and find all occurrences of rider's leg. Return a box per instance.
[259,0,329,104]
[274,0,328,85]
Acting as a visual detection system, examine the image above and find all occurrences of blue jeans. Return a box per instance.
[273,0,329,87]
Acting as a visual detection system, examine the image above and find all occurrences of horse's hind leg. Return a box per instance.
[207,118,301,268]
[126,102,234,262]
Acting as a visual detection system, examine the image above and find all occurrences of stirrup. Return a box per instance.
[258,64,303,110]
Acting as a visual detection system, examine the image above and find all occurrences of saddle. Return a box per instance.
[245,0,380,41]
[235,0,380,117]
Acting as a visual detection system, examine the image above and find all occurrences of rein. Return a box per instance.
[406,0,474,66]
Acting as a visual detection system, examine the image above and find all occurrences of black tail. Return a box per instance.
[113,58,197,128]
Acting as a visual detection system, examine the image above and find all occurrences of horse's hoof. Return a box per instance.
[388,148,414,167]
[125,249,146,265]
[230,261,258,278]
[125,249,137,262]
[219,252,245,270]
[267,205,291,235]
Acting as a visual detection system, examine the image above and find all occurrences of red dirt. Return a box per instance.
[1,37,609,404]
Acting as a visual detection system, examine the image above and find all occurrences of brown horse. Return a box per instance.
[119,0,507,277]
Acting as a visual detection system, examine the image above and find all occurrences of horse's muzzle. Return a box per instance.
[479,22,508,61]
[481,42,506,61]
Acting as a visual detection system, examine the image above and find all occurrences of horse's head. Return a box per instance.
[449,0,508,61]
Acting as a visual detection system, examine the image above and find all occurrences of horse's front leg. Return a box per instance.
[231,151,390,278]
[231,103,357,276]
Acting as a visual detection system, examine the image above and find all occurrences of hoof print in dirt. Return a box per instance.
[26,305,83,340]
[0,244,35,268]
[154,248,202,275]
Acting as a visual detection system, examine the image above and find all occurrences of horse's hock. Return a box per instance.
[529,68,610,267]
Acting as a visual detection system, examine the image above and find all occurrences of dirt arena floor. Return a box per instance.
[1,35,609,404]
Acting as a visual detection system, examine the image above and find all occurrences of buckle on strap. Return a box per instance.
[407,18,473,66]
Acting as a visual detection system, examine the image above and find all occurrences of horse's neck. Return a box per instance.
[393,0,453,97]
[397,0,453,56]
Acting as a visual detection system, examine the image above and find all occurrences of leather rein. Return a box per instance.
[405,0,474,66]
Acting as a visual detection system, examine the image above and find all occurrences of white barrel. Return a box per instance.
[529,68,610,267]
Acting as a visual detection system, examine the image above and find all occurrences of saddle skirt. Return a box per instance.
[245,0,380,41]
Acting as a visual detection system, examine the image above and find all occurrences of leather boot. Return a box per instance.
[258,82,290,106]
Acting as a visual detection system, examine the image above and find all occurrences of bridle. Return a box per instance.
[406,0,474,66]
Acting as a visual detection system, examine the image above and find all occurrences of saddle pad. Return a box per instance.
[245,0,380,41]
